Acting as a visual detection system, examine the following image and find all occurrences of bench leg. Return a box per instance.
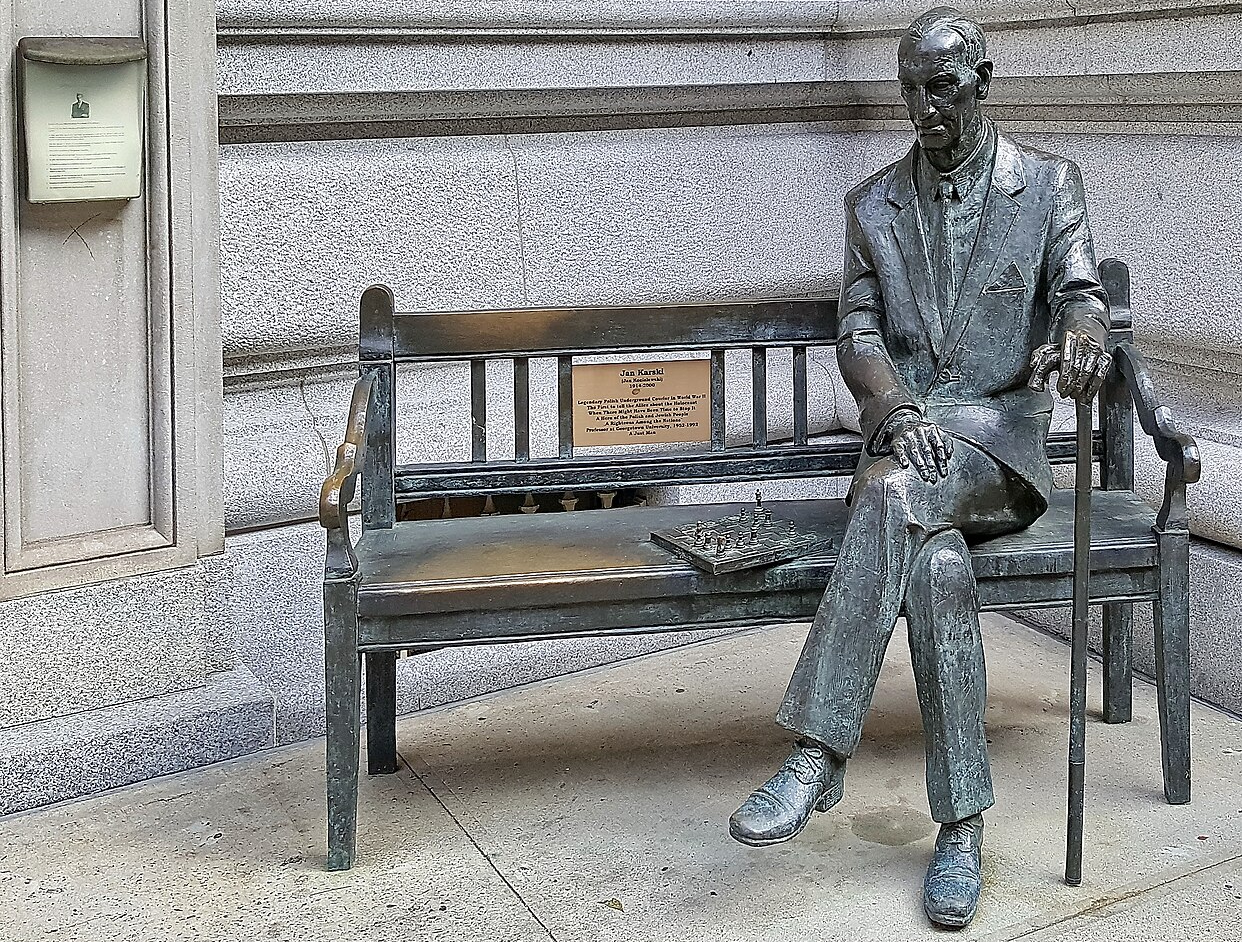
[1102,602,1133,723]
[1153,529,1191,805]
[325,578,362,870]
[366,651,399,775]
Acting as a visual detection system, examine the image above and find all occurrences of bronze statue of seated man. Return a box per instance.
[730,7,1111,930]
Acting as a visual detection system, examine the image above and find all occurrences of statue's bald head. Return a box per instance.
[901,7,987,70]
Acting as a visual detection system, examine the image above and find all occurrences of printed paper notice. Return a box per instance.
[572,360,711,447]
[24,59,144,203]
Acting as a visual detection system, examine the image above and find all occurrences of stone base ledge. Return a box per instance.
[0,666,275,816]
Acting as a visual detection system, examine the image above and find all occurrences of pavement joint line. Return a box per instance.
[981,846,1242,941]
[397,752,562,942]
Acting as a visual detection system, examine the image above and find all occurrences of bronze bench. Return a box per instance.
[319,258,1199,870]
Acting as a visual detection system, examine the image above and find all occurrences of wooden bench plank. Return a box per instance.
[383,298,838,361]
[391,430,1103,497]
[354,490,1158,626]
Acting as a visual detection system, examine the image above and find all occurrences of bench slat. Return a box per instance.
[711,349,726,452]
[514,357,530,462]
[391,430,1102,497]
[470,359,487,462]
[352,490,1158,629]
[793,346,809,445]
[378,298,838,361]
[357,560,1160,651]
[557,356,573,459]
[752,348,768,448]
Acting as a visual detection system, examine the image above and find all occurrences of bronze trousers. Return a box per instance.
[776,438,1041,824]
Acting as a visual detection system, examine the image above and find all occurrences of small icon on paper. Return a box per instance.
[70,93,90,119]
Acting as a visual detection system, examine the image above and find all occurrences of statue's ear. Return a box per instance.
[975,59,994,100]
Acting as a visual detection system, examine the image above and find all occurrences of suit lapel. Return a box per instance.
[887,148,943,357]
[937,133,1027,369]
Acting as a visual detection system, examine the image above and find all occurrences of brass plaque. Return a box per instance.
[572,359,711,447]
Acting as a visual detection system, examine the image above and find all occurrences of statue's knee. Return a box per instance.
[854,459,918,509]
[910,535,972,595]
[927,541,969,579]
[926,540,975,604]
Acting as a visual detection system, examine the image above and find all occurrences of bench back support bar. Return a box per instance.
[357,262,1136,528]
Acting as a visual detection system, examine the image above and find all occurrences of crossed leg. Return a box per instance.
[731,437,1043,926]
[776,437,1039,792]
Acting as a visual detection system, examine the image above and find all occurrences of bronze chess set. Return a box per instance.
[650,492,834,575]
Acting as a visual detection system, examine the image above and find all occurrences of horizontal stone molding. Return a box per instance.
[216,0,1241,39]
[222,338,1242,393]
[225,344,358,387]
[220,71,1242,143]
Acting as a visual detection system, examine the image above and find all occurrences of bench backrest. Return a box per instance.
[357,260,1134,530]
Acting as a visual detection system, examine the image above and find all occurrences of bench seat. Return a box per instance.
[352,490,1160,648]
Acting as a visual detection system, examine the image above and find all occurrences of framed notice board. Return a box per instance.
[18,37,147,203]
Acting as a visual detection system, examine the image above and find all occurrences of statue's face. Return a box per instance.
[897,28,989,155]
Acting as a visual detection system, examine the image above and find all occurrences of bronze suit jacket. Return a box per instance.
[838,131,1110,511]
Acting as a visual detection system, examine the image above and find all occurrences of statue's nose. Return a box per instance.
[915,90,936,119]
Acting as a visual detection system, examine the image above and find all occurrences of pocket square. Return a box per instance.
[984,263,1026,294]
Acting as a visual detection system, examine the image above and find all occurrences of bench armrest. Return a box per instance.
[1113,341,1201,530]
[320,376,374,575]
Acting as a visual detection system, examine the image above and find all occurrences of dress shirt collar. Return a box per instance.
[917,118,997,202]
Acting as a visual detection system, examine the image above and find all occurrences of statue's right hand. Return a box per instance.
[891,418,953,484]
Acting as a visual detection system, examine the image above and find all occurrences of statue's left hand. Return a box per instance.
[1057,328,1112,402]
[889,417,953,484]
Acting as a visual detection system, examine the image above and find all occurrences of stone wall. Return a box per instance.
[0,0,274,815]
[214,0,1242,746]
[11,0,1242,813]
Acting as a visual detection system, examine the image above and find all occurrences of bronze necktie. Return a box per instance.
[936,178,958,329]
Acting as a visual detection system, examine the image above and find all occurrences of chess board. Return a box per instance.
[650,506,834,575]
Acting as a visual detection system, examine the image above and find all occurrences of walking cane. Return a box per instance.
[1029,342,1092,886]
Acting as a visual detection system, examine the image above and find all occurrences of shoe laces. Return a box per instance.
[785,743,828,785]
[941,819,981,853]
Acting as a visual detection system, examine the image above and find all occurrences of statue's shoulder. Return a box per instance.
[1001,134,1083,186]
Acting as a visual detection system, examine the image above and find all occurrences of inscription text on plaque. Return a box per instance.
[572,359,711,447]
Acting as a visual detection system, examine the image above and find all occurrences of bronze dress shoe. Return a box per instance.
[923,814,985,929]
[729,741,846,846]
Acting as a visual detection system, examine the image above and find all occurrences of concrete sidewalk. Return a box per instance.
[3,616,1240,941]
